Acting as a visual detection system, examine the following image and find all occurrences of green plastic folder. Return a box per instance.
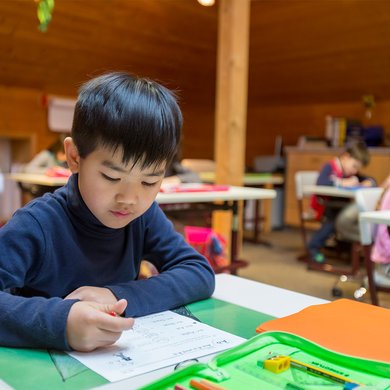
[140,331,390,390]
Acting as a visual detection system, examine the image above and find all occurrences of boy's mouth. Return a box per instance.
[111,210,132,218]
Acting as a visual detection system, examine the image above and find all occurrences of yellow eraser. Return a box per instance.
[262,356,291,374]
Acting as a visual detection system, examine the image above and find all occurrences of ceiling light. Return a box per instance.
[197,0,215,6]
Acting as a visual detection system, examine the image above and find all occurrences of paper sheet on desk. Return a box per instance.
[68,310,244,382]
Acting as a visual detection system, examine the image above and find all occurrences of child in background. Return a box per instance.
[0,72,215,352]
[370,184,390,287]
[23,137,70,197]
[163,153,201,186]
[24,138,68,174]
[308,141,376,263]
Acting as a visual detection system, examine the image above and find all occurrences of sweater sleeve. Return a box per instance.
[356,173,377,186]
[0,211,76,350]
[107,203,215,317]
[317,163,336,186]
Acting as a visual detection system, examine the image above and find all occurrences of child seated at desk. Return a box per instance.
[23,137,70,198]
[162,153,201,186]
[0,72,215,352]
[24,138,68,175]
[370,184,390,287]
[308,141,376,263]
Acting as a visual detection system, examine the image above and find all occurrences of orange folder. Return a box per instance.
[256,299,390,363]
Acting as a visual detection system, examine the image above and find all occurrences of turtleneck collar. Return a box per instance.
[65,174,124,238]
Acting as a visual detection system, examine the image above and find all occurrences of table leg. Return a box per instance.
[228,201,248,275]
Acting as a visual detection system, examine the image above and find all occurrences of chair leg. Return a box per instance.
[297,200,310,262]
[350,242,361,276]
[363,245,379,306]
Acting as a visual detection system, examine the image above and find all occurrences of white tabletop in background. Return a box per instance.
[156,186,276,204]
[7,173,69,186]
[199,172,284,186]
[7,175,277,204]
[303,185,356,198]
[359,210,390,225]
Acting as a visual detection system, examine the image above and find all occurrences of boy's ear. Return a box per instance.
[64,137,81,173]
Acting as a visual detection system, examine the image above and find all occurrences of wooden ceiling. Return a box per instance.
[0,0,390,106]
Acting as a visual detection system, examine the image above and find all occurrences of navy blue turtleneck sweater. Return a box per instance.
[0,174,215,350]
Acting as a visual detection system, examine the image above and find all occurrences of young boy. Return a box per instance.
[0,72,215,352]
[308,141,376,263]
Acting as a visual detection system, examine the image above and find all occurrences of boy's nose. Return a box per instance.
[116,186,138,204]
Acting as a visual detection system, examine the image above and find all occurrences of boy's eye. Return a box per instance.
[101,173,120,182]
[142,181,158,187]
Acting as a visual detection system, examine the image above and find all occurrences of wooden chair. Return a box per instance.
[294,171,319,258]
[358,190,390,306]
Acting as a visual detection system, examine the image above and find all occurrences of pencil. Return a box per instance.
[289,358,360,386]
[174,385,190,390]
[189,378,226,390]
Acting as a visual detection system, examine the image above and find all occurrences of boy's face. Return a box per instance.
[341,154,362,176]
[64,138,166,229]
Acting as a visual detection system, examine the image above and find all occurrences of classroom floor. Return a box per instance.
[240,226,390,309]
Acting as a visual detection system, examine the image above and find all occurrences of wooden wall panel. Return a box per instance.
[249,0,390,104]
[181,105,215,160]
[0,87,59,162]
[246,99,390,167]
[1,0,390,169]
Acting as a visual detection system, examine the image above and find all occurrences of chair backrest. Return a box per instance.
[294,171,319,200]
[356,187,384,245]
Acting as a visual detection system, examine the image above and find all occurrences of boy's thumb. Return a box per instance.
[110,298,128,316]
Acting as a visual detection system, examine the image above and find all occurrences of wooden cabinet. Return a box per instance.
[284,147,390,226]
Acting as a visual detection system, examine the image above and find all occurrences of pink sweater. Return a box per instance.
[371,188,390,264]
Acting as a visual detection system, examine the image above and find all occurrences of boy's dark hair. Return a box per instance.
[71,72,182,168]
[345,141,370,167]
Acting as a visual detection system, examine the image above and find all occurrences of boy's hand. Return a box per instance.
[66,299,134,352]
[65,286,118,304]
[341,176,359,187]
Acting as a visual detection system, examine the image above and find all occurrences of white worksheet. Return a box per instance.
[69,310,244,382]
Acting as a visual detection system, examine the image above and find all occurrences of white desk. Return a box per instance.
[7,173,69,205]
[157,185,275,204]
[213,274,328,318]
[95,274,327,390]
[199,173,284,239]
[8,175,274,203]
[359,210,390,230]
[158,186,276,273]
[302,184,356,198]
[7,173,69,187]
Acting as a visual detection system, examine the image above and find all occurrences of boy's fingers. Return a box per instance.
[96,308,134,332]
[98,316,134,333]
[111,298,128,315]
[96,329,124,346]
[95,298,127,316]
